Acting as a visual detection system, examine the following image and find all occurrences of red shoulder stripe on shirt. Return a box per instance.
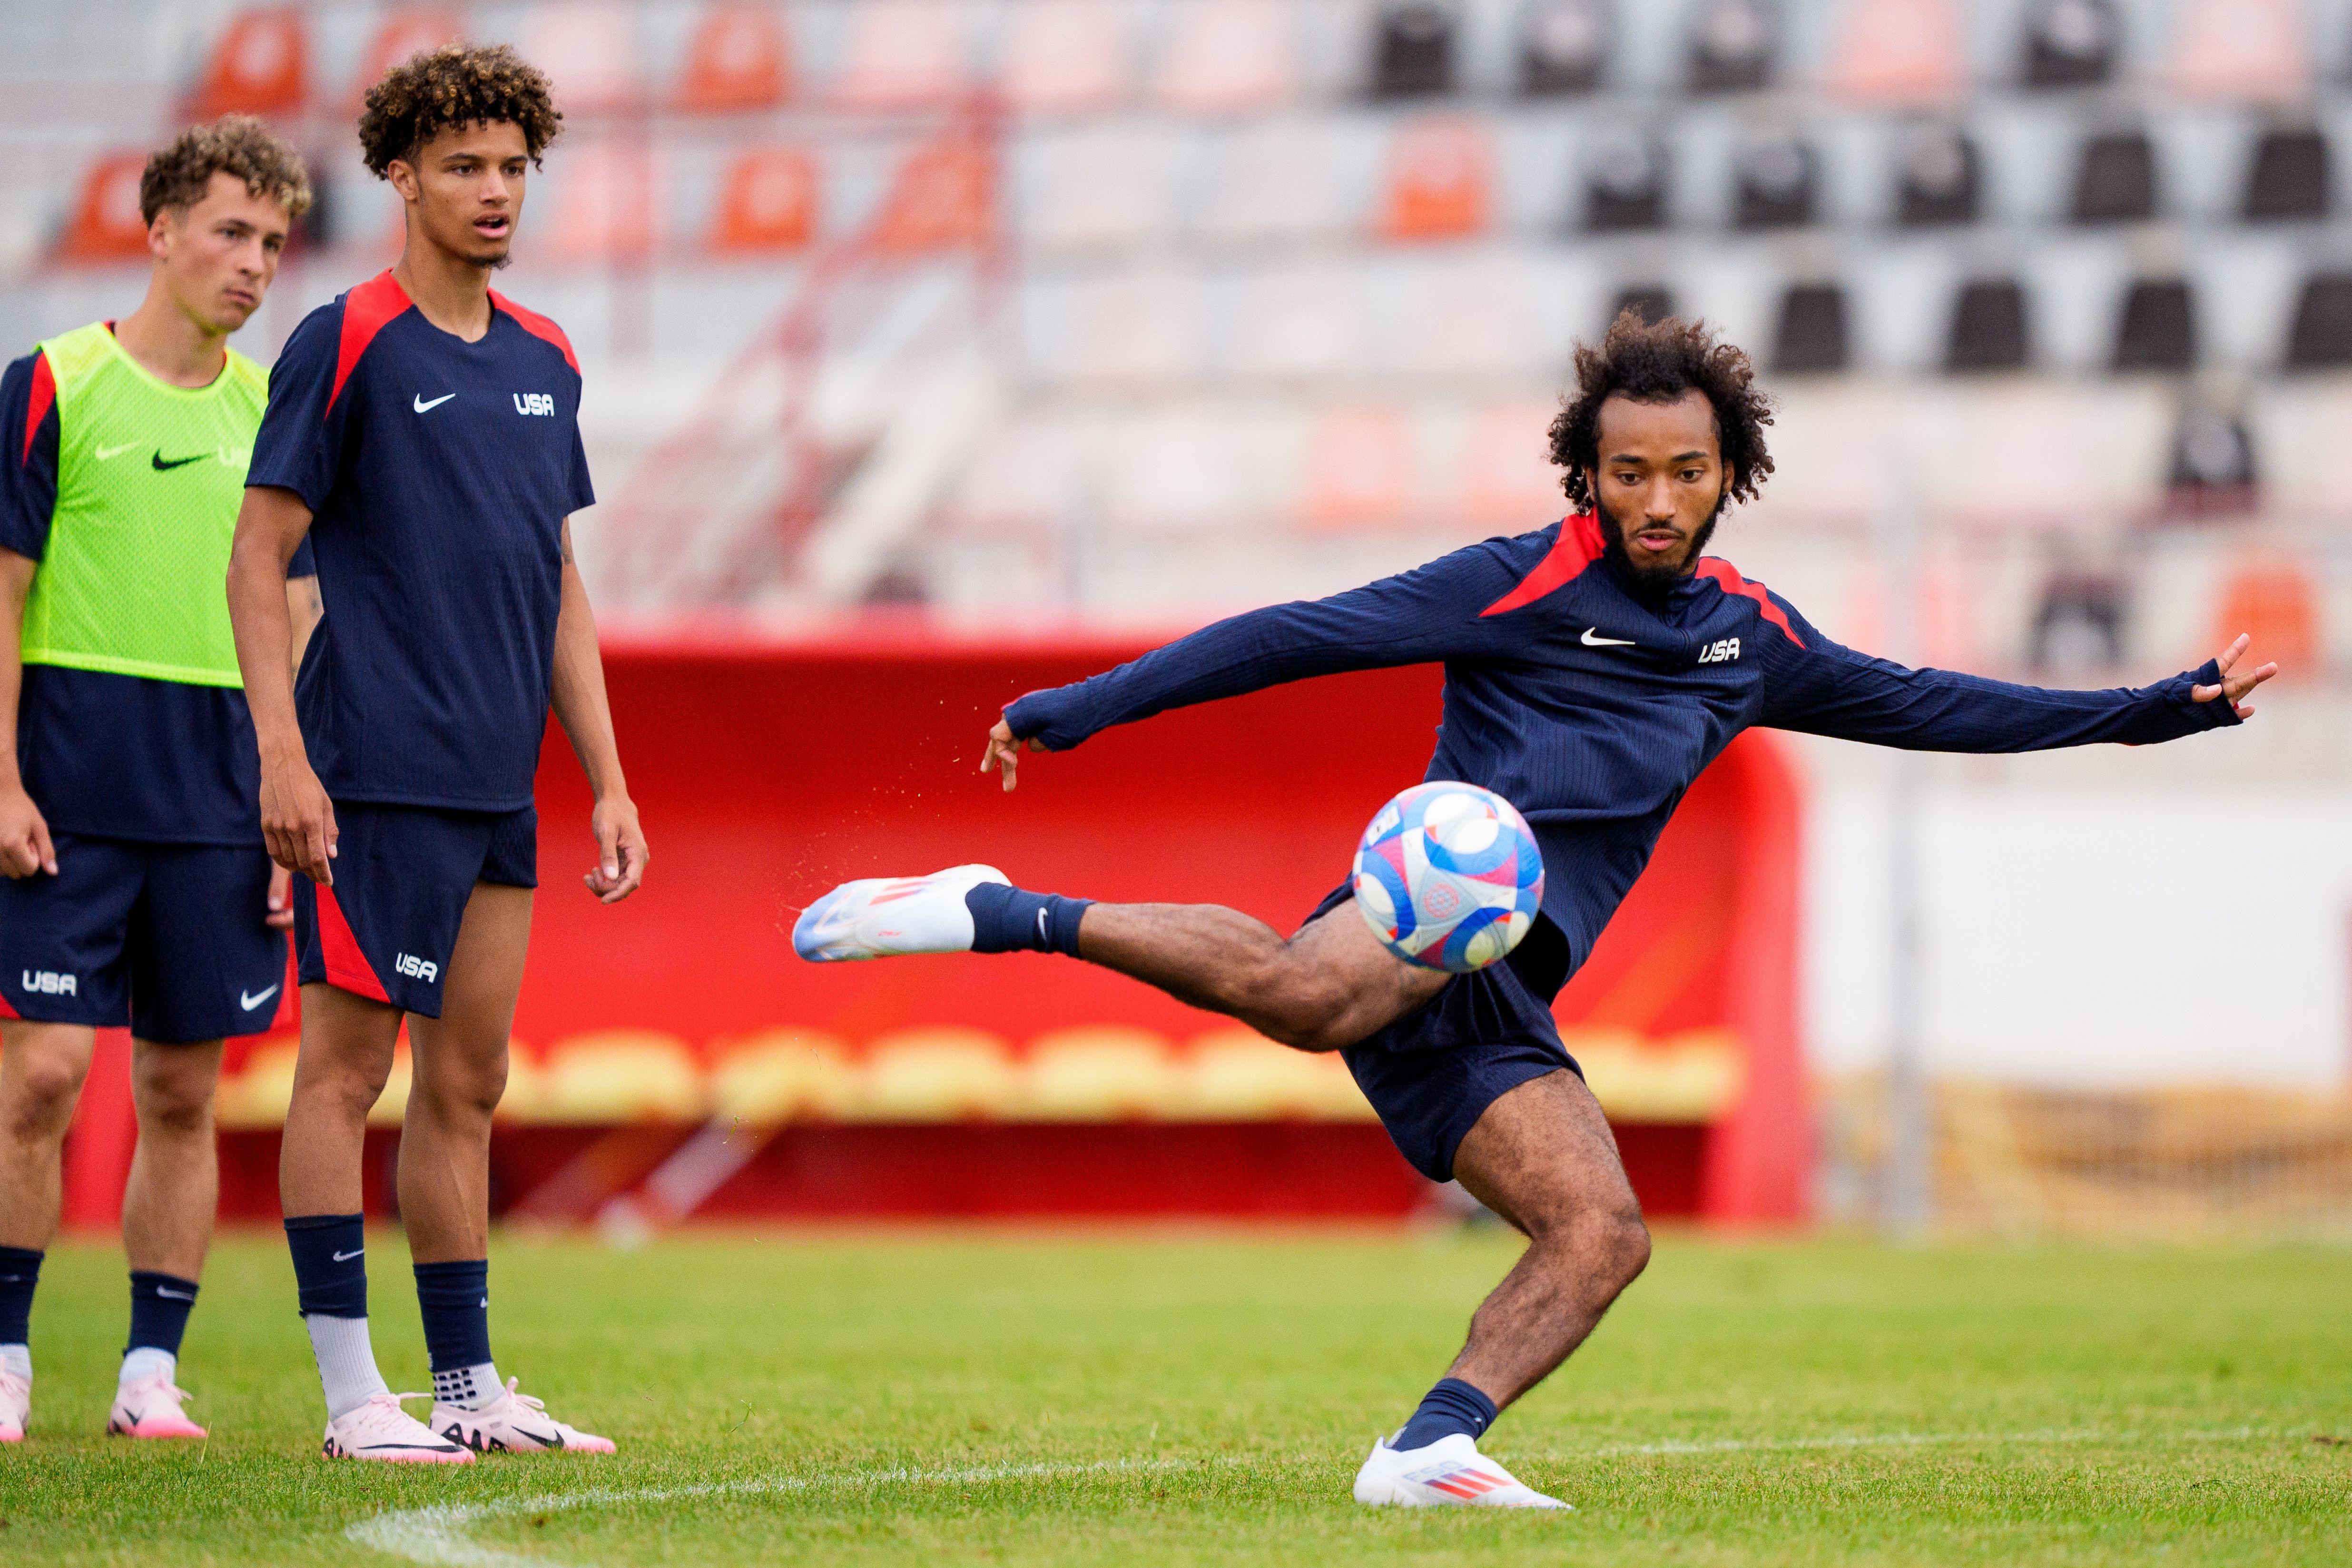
[21,350,54,464]
[1694,557,1804,647]
[330,271,413,414]
[490,290,580,373]
[1478,510,1605,617]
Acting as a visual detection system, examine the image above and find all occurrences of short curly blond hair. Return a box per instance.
[358,42,564,178]
[139,115,313,226]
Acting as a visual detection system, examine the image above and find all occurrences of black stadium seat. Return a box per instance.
[1772,283,1850,374]
[2284,272,2352,369]
[2070,130,2158,225]
[2242,128,2330,223]
[2112,277,2196,372]
[1733,136,1817,229]
[2022,0,2120,89]
[1946,277,2032,372]
[1611,284,1676,330]
[1894,123,1981,227]
[1583,130,1668,231]
[1687,0,1775,94]
[1371,0,1456,99]
[1520,0,1611,97]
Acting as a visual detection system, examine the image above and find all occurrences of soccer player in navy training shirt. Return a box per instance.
[226,45,647,1464]
[797,313,2275,1508]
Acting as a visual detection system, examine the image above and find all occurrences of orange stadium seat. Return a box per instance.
[190,7,309,118]
[1000,0,1131,114]
[674,3,792,112]
[2165,0,2307,103]
[521,0,642,115]
[347,10,463,105]
[58,154,153,263]
[1822,0,1964,104]
[868,132,992,252]
[708,146,817,252]
[1153,0,1296,115]
[1379,116,1493,240]
[832,0,970,112]
[540,140,657,263]
[2215,565,2318,674]
[1299,406,1417,531]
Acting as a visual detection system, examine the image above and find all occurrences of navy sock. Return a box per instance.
[125,1271,200,1357]
[284,1213,368,1318]
[965,882,1092,957]
[413,1260,492,1374]
[0,1245,39,1344]
[1395,1377,1499,1450]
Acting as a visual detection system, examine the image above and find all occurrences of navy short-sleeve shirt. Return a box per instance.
[247,272,594,811]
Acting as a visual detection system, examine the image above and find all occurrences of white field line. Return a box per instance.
[346,1428,2294,1566]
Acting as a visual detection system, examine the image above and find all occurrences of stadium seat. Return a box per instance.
[2163,401,2259,518]
[346,10,464,107]
[1686,0,1776,93]
[2162,0,2306,103]
[2284,272,2352,368]
[2069,130,2158,225]
[707,146,817,253]
[1221,263,1365,380]
[998,0,1131,114]
[1458,399,1567,530]
[2243,128,2330,222]
[1101,407,1238,530]
[1061,269,1205,388]
[2214,566,2318,673]
[852,1028,1018,1120]
[2021,0,2121,89]
[2112,276,2196,372]
[1153,0,1297,115]
[1823,0,1964,104]
[1175,1030,1374,1120]
[1611,283,1675,328]
[189,7,309,118]
[1732,135,1819,228]
[869,132,992,253]
[1192,122,1350,243]
[831,0,970,111]
[709,1030,855,1122]
[57,153,153,262]
[1020,126,1179,253]
[1894,122,1982,226]
[522,2,643,115]
[539,141,656,263]
[1379,116,1492,240]
[1519,0,1610,96]
[1391,257,1537,377]
[538,1032,708,1123]
[1773,282,1850,374]
[673,3,792,113]
[1369,0,1456,100]
[1945,276,2032,372]
[215,1041,298,1129]
[1299,406,1417,531]
[1017,1027,1177,1120]
[1581,129,1669,230]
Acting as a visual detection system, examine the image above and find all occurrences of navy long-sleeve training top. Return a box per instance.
[1005,512,2240,1000]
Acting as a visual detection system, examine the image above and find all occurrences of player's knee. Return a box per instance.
[1,1055,86,1140]
[1243,955,1356,1052]
[410,1060,507,1124]
[1584,1205,1651,1295]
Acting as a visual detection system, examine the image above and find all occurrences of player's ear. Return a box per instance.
[385,158,419,204]
[146,206,177,265]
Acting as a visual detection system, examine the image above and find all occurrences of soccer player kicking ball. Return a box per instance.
[797,313,2274,1509]
[226,45,646,1464]
[0,119,320,1446]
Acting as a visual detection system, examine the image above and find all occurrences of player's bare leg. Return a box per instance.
[122,1040,224,1281]
[0,1022,92,1439]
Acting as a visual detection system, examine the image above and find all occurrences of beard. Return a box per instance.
[1595,493,1723,592]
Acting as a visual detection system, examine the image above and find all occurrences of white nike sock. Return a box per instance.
[0,1343,27,1381]
[305,1314,391,1420]
[119,1347,175,1387]
[432,1360,502,1410]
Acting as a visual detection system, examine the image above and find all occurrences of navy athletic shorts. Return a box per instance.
[0,832,286,1043]
[293,801,537,1018]
[1306,885,1584,1184]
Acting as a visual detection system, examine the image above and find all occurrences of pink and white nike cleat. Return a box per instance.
[322,1392,473,1462]
[0,1363,26,1442]
[1351,1432,1570,1509]
[792,864,1008,962]
[108,1369,207,1439]
[431,1378,614,1455]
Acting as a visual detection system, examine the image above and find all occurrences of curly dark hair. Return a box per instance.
[140,115,312,225]
[1548,310,1776,510]
[357,42,563,178]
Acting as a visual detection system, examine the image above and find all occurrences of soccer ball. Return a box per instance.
[1351,782,1544,974]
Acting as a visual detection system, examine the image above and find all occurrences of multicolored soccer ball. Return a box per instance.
[1351,782,1544,973]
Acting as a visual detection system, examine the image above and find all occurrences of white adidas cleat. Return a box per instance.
[0,1362,26,1442]
[322,1392,473,1463]
[792,864,1009,963]
[1351,1432,1571,1509]
[431,1378,615,1455]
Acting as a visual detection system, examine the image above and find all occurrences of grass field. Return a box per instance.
[6,1226,2349,1566]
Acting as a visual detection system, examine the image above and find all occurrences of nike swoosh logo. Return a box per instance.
[332,1248,364,1262]
[413,393,455,413]
[151,452,204,471]
[155,1286,196,1301]
[1581,628,1637,647]
[241,984,280,1011]
[96,442,140,460]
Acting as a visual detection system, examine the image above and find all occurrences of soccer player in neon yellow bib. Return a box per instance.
[0,119,322,1443]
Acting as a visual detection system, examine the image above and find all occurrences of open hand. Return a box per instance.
[980,718,1044,793]
[584,792,649,904]
[2191,633,2278,720]
[0,781,54,878]
[266,863,294,928]
[259,744,337,885]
